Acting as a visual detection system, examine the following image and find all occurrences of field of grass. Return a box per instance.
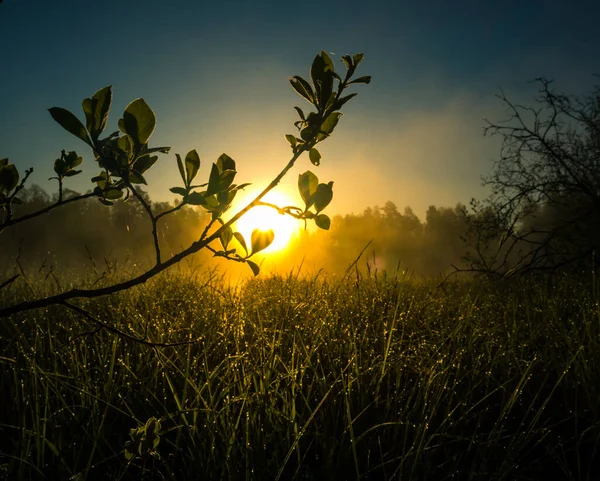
[1,270,600,480]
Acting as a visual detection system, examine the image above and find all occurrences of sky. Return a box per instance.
[1,0,599,219]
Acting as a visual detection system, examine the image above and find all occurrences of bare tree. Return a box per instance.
[463,78,600,278]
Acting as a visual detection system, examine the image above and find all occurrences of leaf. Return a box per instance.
[48,107,92,147]
[122,98,156,146]
[54,157,66,176]
[83,85,112,141]
[206,163,221,196]
[220,225,233,250]
[117,135,134,159]
[133,155,158,174]
[289,76,315,104]
[318,112,343,141]
[0,164,19,193]
[294,106,305,120]
[233,232,248,256]
[176,154,186,186]
[310,51,335,109]
[298,171,318,208]
[186,192,205,205]
[309,148,321,166]
[341,55,354,72]
[285,134,297,147]
[63,169,81,177]
[99,198,114,206]
[93,171,108,190]
[312,183,333,212]
[251,228,274,255]
[185,149,200,185]
[246,259,260,276]
[64,151,82,170]
[105,188,124,200]
[349,76,371,85]
[169,187,187,196]
[352,53,365,67]
[333,93,358,111]
[315,214,331,230]
[216,153,236,173]
[0,158,8,168]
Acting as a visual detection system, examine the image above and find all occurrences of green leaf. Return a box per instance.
[185,150,200,185]
[220,225,233,250]
[341,55,354,72]
[309,148,321,166]
[233,232,248,256]
[349,76,371,85]
[315,214,331,230]
[0,164,19,193]
[105,188,123,200]
[251,228,274,255]
[298,171,318,208]
[122,98,156,146]
[133,155,158,174]
[169,186,187,196]
[310,51,335,109]
[216,153,236,173]
[352,53,365,67]
[99,198,114,206]
[318,112,343,141]
[48,107,92,147]
[206,163,221,196]
[93,171,108,190]
[117,135,134,159]
[83,86,112,141]
[290,76,315,104]
[63,169,81,177]
[64,151,82,170]
[312,182,333,212]
[246,259,260,276]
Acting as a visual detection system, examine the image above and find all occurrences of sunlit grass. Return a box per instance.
[1,271,600,479]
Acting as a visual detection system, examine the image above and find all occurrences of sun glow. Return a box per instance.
[234,191,299,253]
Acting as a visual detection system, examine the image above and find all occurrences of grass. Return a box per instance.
[1,269,600,480]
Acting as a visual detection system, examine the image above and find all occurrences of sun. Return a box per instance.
[233,190,299,253]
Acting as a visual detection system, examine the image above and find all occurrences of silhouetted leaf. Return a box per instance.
[0,164,19,193]
[349,76,371,85]
[169,187,187,196]
[294,106,305,120]
[246,259,260,276]
[298,171,318,208]
[83,85,112,141]
[133,155,157,174]
[285,134,297,147]
[185,150,200,185]
[312,183,333,212]
[333,93,358,111]
[0,158,8,168]
[251,228,274,255]
[63,170,81,177]
[186,192,205,205]
[310,51,334,109]
[233,232,248,256]
[122,98,155,146]
[309,148,321,166]
[176,153,186,186]
[48,107,92,147]
[315,214,331,230]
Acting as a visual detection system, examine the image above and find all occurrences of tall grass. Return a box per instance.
[1,270,600,480]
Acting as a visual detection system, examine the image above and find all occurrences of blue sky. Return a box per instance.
[1,0,599,217]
